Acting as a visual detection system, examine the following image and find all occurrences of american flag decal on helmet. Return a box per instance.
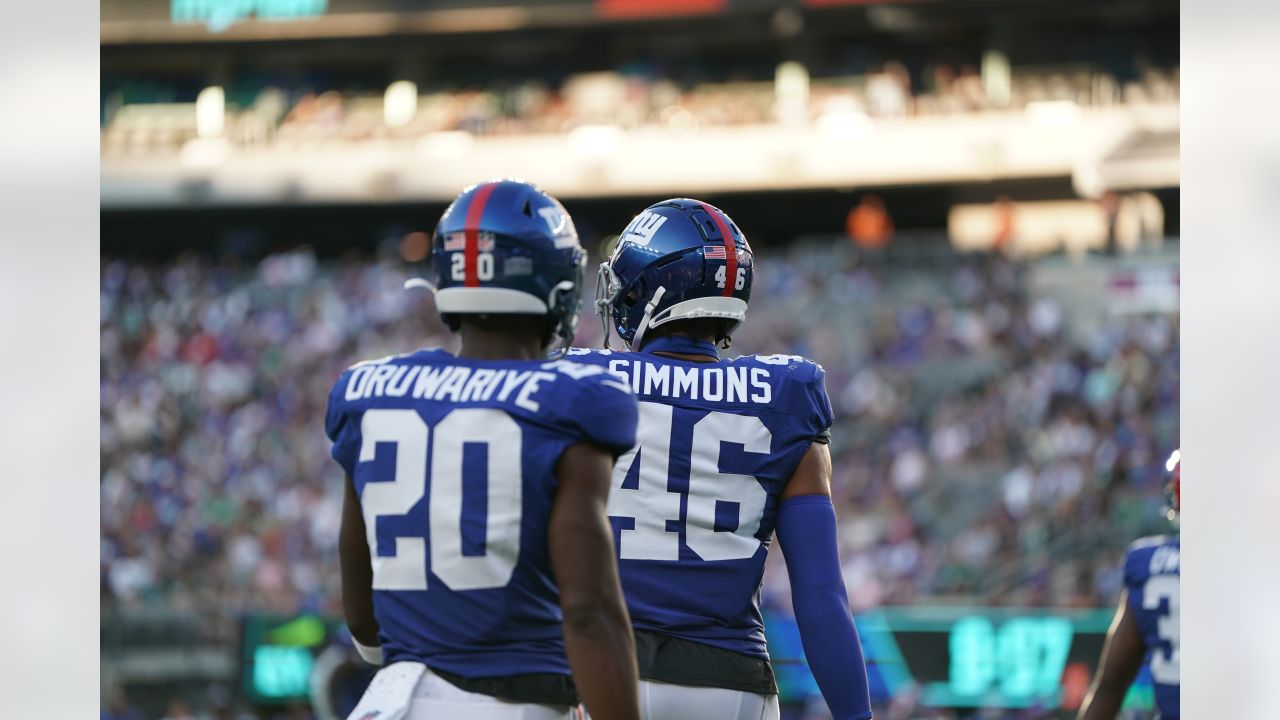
[704,245,727,259]
[443,231,494,252]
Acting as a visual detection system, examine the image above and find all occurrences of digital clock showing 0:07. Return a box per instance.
[765,606,1156,711]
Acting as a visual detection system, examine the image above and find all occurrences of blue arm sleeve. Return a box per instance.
[777,495,873,720]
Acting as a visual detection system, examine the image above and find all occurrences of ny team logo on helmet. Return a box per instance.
[420,179,587,353]
[595,198,753,349]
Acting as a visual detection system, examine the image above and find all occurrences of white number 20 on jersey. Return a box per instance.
[608,401,772,562]
[358,408,522,592]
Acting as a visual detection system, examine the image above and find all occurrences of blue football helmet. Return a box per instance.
[595,198,753,349]
[409,179,586,353]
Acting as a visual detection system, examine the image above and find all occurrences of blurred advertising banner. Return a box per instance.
[103,0,928,40]
[102,0,593,40]
[595,0,726,19]
[103,0,589,24]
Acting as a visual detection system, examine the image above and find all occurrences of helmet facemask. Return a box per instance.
[545,250,587,358]
[594,260,624,349]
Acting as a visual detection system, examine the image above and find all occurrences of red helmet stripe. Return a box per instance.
[698,201,737,297]
[1173,462,1181,511]
[463,182,499,288]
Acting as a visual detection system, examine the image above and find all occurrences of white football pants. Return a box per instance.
[632,679,780,720]
[383,668,777,720]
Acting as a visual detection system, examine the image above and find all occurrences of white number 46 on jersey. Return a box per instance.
[609,401,771,562]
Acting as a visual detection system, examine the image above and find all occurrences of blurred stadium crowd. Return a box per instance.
[101,62,1178,156]
[100,239,1179,648]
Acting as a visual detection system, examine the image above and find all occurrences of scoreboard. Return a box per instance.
[239,614,343,703]
[765,606,1156,712]
[241,606,1156,711]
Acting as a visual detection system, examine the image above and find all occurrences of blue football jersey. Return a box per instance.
[1123,534,1180,718]
[566,348,835,659]
[325,349,638,679]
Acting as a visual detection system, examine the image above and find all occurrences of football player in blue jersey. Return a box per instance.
[568,198,873,720]
[1078,449,1181,720]
[326,180,642,720]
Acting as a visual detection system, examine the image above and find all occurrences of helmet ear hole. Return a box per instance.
[623,288,640,307]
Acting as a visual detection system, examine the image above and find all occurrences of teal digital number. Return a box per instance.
[942,615,1074,706]
[996,617,1072,699]
[997,618,1038,697]
[252,645,314,699]
[1036,617,1073,698]
[949,616,996,696]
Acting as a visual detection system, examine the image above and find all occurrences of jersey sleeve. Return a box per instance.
[778,357,835,442]
[805,361,836,441]
[1122,538,1157,598]
[325,369,361,477]
[563,371,639,458]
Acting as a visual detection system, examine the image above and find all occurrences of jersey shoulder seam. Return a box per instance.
[345,347,446,372]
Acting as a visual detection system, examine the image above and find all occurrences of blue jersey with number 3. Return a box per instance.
[1124,535,1180,718]
[566,348,834,659]
[325,349,638,679]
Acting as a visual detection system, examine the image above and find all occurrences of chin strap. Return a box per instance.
[628,285,666,351]
[546,280,577,358]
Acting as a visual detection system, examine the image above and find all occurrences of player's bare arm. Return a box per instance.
[1077,590,1146,720]
[338,473,381,661]
[781,441,835,500]
[777,441,874,720]
[549,441,642,720]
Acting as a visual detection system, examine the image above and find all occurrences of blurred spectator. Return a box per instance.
[993,195,1017,254]
[955,64,988,112]
[846,194,895,249]
[159,699,197,720]
[101,687,144,720]
[1100,190,1122,256]
[864,63,910,118]
[1134,191,1167,249]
